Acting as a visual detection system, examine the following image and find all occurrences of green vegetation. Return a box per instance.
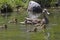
[0,0,29,8]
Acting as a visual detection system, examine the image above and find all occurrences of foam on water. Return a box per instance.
[44,32,50,40]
